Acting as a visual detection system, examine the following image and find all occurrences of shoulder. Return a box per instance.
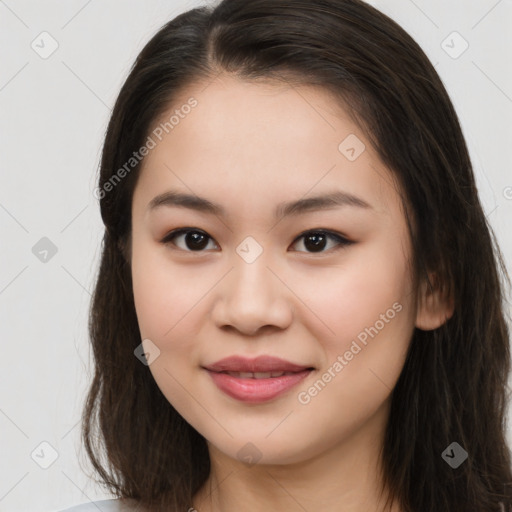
[54,498,141,512]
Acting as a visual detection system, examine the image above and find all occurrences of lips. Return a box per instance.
[203,355,314,374]
[202,355,315,402]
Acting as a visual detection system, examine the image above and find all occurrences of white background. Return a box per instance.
[0,1,511,511]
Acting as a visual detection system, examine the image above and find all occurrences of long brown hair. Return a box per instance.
[82,1,512,510]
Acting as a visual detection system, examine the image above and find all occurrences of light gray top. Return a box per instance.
[55,498,142,512]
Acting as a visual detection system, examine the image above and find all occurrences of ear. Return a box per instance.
[415,271,455,331]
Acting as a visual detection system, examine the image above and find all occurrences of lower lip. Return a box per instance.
[205,369,313,403]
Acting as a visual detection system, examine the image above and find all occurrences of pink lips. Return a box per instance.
[203,355,314,403]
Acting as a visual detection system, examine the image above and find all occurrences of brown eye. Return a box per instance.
[161,229,218,251]
[290,230,353,253]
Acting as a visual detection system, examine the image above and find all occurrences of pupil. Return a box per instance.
[186,232,208,250]
[305,233,326,252]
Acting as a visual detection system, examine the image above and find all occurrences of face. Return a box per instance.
[130,75,420,466]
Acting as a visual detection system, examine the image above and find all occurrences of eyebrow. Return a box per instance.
[147,189,373,219]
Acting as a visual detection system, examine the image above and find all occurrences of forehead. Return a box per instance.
[153,75,360,155]
[134,75,402,222]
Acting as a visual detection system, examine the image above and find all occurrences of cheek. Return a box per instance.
[131,244,221,371]
[297,240,415,407]
[300,246,410,347]
[131,245,208,414]
[132,243,196,337]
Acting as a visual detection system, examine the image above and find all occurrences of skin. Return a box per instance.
[129,74,453,512]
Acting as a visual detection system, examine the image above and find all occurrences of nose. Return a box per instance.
[211,254,293,337]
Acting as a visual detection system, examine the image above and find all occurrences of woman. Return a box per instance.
[58,0,512,511]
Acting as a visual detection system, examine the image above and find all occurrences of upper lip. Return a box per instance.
[203,355,314,373]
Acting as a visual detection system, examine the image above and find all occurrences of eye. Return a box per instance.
[290,229,353,253]
[161,228,219,252]
[160,228,353,253]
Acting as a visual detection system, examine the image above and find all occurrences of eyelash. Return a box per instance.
[160,228,353,254]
